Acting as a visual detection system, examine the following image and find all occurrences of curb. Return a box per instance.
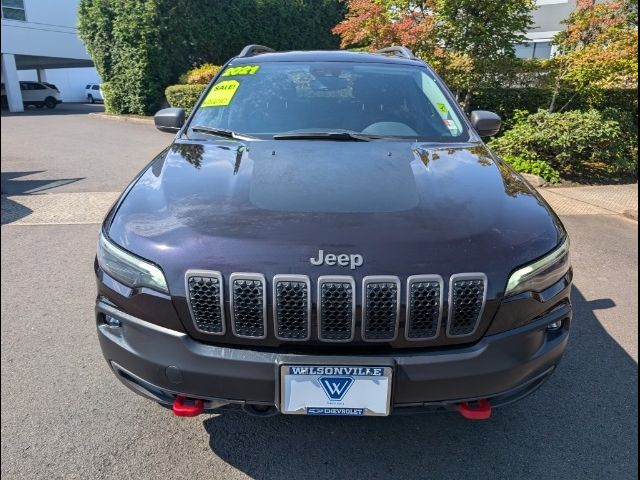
[88,112,154,125]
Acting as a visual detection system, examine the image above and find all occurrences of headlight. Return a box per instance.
[97,231,168,293]
[505,237,571,296]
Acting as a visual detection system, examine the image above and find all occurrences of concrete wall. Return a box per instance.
[1,0,91,60]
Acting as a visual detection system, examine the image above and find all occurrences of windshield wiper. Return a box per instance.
[190,125,253,140]
[272,131,379,142]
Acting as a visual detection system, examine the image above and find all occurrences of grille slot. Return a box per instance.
[273,275,311,341]
[362,276,400,341]
[185,271,225,335]
[406,275,443,340]
[230,273,267,339]
[447,274,487,337]
[318,276,355,342]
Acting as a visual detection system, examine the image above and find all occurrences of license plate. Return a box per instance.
[280,365,392,416]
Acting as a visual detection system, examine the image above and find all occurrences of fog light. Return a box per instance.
[547,320,563,331]
[105,315,122,327]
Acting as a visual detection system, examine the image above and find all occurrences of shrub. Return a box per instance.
[165,84,207,115]
[488,108,637,178]
[471,87,638,131]
[180,64,221,85]
[501,155,560,183]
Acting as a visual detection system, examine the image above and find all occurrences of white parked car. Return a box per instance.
[0,81,62,109]
[85,84,104,103]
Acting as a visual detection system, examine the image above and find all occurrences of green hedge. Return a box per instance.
[78,0,344,115]
[471,88,638,129]
[489,109,637,178]
[165,84,207,116]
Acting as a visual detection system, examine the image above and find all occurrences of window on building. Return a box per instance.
[1,0,26,21]
[515,41,553,59]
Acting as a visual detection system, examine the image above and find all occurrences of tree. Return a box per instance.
[333,0,536,110]
[549,0,639,111]
[332,1,436,51]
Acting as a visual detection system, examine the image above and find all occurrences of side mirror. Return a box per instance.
[470,110,501,137]
[154,108,185,133]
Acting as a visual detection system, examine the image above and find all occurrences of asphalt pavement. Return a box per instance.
[1,105,638,479]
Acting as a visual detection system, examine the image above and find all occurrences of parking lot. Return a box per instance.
[1,105,638,479]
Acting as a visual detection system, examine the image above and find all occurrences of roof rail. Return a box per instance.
[375,46,417,60]
[238,44,275,58]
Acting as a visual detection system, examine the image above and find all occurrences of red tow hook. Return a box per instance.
[458,399,492,420]
[172,395,204,417]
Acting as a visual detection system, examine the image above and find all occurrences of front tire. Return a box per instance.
[44,97,57,109]
[88,94,95,104]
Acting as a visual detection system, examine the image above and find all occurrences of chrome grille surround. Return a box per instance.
[272,274,311,341]
[185,270,226,335]
[317,276,356,342]
[405,275,444,341]
[362,276,401,342]
[229,272,267,339]
[447,273,488,338]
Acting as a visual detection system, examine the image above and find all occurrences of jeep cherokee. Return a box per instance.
[95,45,572,419]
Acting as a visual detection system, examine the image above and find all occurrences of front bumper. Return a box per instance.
[96,300,571,413]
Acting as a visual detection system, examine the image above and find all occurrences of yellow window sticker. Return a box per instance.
[221,65,260,77]
[202,80,240,107]
[436,102,448,114]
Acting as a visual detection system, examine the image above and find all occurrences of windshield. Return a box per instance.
[189,62,468,141]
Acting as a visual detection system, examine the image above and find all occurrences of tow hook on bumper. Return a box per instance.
[172,396,204,417]
[458,399,492,420]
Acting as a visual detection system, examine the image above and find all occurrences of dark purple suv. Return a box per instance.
[95,45,572,419]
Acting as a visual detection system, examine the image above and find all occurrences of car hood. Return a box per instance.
[107,139,564,297]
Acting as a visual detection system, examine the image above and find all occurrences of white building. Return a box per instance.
[516,0,578,59]
[1,0,101,112]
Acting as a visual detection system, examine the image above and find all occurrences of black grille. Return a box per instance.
[274,278,310,340]
[187,274,224,334]
[363,280,399,340]
[319,280,354,341]
[448,277,486,336]
[407,278,442,339]
[231,276,265,338]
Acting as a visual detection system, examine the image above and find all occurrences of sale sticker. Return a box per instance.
[202,80,240,107]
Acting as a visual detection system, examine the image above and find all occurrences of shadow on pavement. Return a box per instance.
[1,196,33,225]
[1,171,84,224]
[0,102,104,117]
[202,287,637,480]
[1,171,84,196]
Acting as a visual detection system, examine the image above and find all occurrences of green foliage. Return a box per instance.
[179,64,222,85]
[434,0,535,60]
[471,87,638,130]
[164,84,207,115]
[501,155,560,183]
[78,0,344,115]
[488,109,637,178]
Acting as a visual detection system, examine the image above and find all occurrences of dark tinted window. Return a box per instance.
[92,85,100,90]
[86,84,91,89]
[190,62,466,141]
[32,83,46,90]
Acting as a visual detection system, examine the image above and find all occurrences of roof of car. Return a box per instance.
[231,50,426,66]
